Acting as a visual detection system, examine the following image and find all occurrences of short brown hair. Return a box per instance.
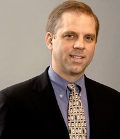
[46,0,99,40]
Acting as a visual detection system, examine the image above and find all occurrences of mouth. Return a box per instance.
[70,54,85,63]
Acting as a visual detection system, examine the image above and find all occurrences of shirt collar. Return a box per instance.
[48,66,85,90]
[48,66,68,92]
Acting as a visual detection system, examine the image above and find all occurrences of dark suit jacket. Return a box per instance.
[0,68,120,139]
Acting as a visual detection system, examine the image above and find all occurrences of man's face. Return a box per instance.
[46,12,97,81]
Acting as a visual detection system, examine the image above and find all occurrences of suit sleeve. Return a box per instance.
[0,91,7,137]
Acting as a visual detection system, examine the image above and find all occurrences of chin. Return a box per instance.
[70,69,84,75]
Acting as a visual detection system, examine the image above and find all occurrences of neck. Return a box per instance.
[61,72,84,83]
[51,66,84,83]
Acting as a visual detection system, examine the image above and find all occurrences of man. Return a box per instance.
[0,0,120,139]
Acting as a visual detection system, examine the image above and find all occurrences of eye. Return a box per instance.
[64,34,75,39]
[63,33,77,40]
[84,34,95,43]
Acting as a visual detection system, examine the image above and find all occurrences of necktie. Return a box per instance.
[67,83,87,139]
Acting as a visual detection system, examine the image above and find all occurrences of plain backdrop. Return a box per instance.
[0,0,120,91]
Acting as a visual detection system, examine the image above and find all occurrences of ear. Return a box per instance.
[45,32,53,50]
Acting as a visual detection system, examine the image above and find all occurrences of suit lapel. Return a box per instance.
[33,68,69,138]
[85,77,115,138]
[85,77,102,138]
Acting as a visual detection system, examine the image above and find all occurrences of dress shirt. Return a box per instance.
[48,66,90,139]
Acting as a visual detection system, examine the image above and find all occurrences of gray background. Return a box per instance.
[0,0,120,91]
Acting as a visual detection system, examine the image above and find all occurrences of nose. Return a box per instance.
[73,38,85,50]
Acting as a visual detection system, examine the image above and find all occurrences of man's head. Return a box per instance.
[46,0,99,41]
[45,0,99,82]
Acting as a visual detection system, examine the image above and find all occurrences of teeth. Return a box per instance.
[73,56,82,58]
[70,55,84,63]
[72,55,83,59]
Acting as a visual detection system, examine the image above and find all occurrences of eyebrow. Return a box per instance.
[85,33,96,37]
[63,31,77,35]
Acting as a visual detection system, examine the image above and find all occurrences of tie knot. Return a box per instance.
[68,83,81,93]
[67,83,76,91]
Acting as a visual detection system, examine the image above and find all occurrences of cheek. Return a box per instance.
[56,43,69,54]
[52,43,63,58]
[52,39,73,58]
[87,46,96,58]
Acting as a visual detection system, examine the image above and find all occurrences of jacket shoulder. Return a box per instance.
[0,68,50,98]
[85,76,120,95]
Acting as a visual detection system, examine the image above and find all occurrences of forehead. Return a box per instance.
[55,12,96,34]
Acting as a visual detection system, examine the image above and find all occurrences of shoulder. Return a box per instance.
[85,76,120,98]
[0,67,50,99]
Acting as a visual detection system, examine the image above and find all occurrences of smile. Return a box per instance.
[70,55,85,63]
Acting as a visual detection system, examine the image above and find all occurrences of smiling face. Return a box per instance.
[45,12,97,82]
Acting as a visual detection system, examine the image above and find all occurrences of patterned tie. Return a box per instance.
[67,83,87,139]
